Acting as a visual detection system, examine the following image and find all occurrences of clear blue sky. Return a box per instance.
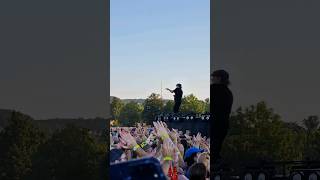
[111,0,210,100]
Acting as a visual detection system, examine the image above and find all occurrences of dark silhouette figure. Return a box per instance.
[166,84,183,113]
[189,163,207,180]
[210,70,233,163]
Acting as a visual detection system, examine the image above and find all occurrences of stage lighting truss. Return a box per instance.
[241,170,270,180]
[257,172,267,180]
[185,116,194,120]
[155,113,211,122]
[306,170,320,180]
[243,172,253,180]
[212,162,319,180]
[290,171,304,180]
[172,117,180,121]
[290,169,320,180]
[309,172,319,180]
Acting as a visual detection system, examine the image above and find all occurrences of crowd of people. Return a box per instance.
[110,69,233,179]
[110,121,210,180]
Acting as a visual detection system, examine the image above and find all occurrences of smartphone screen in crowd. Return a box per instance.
[110,157,166,180]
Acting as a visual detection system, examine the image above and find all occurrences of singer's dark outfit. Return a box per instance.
[210,84,233,161]
[173,88,183,113]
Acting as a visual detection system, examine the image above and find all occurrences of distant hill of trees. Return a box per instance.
[0,109,107,134]
[0,111,106,180]
[110,93,320,162]
[111,93,210,126]
[1,98,320,178]
[110,96,171,104]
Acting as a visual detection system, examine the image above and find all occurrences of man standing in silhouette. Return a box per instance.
[210,70,233,164]
[166,84,183,113]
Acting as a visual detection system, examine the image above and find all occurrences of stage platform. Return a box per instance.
[155,113,210,136]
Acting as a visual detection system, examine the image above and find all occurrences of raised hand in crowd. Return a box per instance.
[161,137,176,178]
[119,130,137,148]
[177,143,184,157]
[193,132,202,148]
[119,130,149,157]
[153,121,170,142]
[169,128,178,145]
[110,120,211,180]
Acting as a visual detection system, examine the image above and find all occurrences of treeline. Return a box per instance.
[0,112,107,180]
[223,101,320,162]
[111,93,210,126]
[111,94,320,162]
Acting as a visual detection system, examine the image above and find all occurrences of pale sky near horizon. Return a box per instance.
[110,0,210,100]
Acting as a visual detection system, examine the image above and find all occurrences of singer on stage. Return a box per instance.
[166,83,183,113]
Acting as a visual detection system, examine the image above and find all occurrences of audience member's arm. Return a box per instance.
[133,145,148,157]
[161,138,175,179]
[119,130,148,157]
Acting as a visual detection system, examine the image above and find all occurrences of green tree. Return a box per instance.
[0,111,45,180]
[29,125,106,180]
[283,122,305,133]
[143,93,163,123]
[163,100,174,114]
[119,102,143,126]
[180,94,206,114]
[204,98,210,113]
[303,115,319,133]
[223,101,304,162]
[302,115,319,159]
[111,97,124,120]
[307,129,320,160]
